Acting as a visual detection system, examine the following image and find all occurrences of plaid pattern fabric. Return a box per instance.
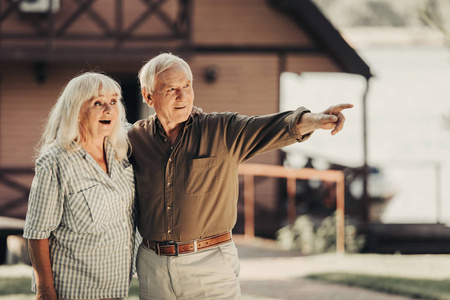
[24,140,137,299]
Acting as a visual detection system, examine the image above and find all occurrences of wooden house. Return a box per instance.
[0,0,372,261]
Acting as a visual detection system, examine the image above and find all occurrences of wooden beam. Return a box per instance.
[239,163,344,182]
[244,174,255,240]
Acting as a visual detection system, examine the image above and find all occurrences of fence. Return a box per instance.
[238,163,346,253]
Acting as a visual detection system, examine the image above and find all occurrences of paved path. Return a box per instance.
[234,236,415,300]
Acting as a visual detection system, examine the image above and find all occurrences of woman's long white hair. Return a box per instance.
[37,72,129,160]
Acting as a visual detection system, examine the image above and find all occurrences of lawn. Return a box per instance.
[2,252,450,300]
[307,273,450,300]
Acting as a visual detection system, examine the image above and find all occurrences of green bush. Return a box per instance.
[276,213,365,254]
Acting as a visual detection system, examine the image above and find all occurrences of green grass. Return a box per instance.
[307,273,450,300]
[129,277,139,296]
[0,276,140,298]
[3,259,450,300]
[0,277,33,295]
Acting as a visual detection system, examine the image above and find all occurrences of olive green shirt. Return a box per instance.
[129,107,311,242]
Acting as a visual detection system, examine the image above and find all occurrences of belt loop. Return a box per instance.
[155,243,161,256]
[194,240,198,252]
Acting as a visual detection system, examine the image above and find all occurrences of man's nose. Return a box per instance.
[177,89,186,101]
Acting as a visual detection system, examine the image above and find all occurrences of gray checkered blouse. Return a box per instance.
[23,140,137,299]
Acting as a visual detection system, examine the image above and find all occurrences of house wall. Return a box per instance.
[193,0,313,47]
[0,61,142,220]
[0,62,142,168]
[0,0,343,236]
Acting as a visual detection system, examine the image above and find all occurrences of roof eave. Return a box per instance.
[269,0,373,79]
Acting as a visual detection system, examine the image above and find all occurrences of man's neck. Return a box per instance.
[160,120,183,146]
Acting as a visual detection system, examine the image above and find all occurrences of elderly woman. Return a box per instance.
[23,72,137,300]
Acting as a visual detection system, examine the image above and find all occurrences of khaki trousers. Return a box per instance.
[137,240,241,300]
[61,298,124,300]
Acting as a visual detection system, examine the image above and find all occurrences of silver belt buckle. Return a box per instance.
[156,241,179,256]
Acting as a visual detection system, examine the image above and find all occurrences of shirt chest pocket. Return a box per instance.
[67,184,112,233]
[185,157,218,195]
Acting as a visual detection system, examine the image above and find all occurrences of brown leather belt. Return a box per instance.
[143,232,232,256]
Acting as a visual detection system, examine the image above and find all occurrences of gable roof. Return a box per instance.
[269,0,372,79]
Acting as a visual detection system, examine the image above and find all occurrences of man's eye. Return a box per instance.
[183,84,189,88]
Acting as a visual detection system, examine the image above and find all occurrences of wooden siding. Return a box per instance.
[286,54,341,73]
[0,62,141,168]
[193,0,313,47]
[190,54,279,115]
[1,64,64,167]
[0,0,347,235]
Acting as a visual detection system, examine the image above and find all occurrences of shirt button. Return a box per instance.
[167,206,171,210]
[168,158,172,163]
[168,230,172,234]
[167,182,171,186]
[123,221,127,227]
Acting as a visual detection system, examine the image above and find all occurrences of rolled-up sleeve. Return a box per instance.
[23,164,63,240]
[288,106,313,142]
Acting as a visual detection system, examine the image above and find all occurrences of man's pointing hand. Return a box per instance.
[297,103,354,136]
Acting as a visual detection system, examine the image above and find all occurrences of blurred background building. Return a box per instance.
[281,0,450,253]
[1,0,449,263]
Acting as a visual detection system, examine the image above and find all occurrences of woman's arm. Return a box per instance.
[28,239,58,300]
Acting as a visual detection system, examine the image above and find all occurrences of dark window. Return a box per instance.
[111,74,141,124]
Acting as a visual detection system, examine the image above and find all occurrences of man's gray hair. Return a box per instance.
[138,53,193,102]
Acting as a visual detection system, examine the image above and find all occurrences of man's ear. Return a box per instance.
[142,88,153,107]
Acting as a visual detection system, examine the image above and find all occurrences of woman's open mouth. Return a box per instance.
[99,120,111,124]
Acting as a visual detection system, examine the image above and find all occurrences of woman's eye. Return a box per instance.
[111,99,117,105]
[94,101,103,106]
[184,84,189,88]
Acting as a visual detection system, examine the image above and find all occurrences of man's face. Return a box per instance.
[145,66,194,127]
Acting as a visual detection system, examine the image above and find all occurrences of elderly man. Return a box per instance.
[129,53,352,299]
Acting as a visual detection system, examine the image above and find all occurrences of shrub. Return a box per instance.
[276,213,365,254]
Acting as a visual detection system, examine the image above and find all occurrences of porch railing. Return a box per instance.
[238,164,346,253]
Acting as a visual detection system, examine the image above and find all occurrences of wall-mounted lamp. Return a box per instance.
[204,65,219,83]
[34,61,49,84]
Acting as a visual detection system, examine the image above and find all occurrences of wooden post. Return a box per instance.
[287,177,296,225]
[244,174,255,240]
[336,173,345,253]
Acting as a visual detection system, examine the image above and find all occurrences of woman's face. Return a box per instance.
[79,91,119,142]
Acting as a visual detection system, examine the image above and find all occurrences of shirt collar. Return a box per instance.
[153,114,194,136]
[75,137,115,159]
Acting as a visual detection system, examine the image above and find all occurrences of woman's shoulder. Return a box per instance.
[117,155,132,169]
[36,142,80,171]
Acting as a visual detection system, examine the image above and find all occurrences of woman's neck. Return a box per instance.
[81,137,108,174]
